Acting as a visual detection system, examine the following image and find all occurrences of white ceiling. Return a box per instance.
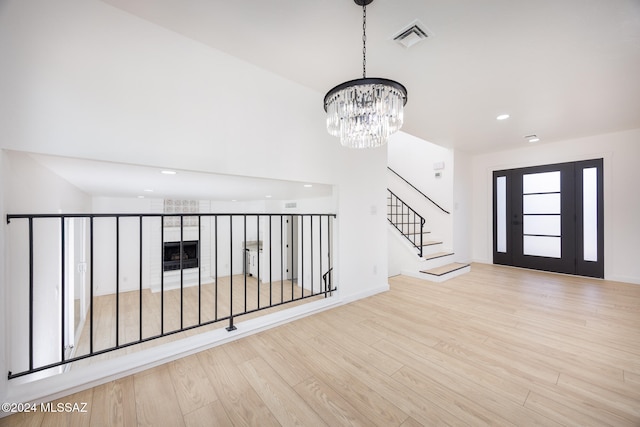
[27,1,640,201]
[29,153,333,201]
[100,0,640,153]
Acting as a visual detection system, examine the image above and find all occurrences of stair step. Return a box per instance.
[421,240,443,247]
[422,251,453,261]
[421,262,470,277]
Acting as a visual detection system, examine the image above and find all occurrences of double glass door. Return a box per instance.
[493,159,603,278]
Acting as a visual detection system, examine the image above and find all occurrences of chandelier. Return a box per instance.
[324,0,408,149]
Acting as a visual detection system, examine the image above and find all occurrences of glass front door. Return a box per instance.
[493,159,603,278]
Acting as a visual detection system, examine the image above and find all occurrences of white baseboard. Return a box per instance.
[340,283,390,304]
[606,275,640,285]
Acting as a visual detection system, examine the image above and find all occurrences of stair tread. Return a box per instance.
[422,251,454,260]
[421,240,443,247]
[420,262,469,276]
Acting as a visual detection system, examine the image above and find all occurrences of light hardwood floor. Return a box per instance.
[3,263,640,426]
[70,275,319,369]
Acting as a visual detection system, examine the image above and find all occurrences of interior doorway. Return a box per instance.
[64,217,88,363]
[493,159,603,278]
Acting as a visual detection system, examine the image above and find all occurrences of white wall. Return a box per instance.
[453,149,473,263]
[471,128,640,284]
[2,151,92,215]
[0,0,389,403]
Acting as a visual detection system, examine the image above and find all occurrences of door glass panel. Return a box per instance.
[583,167,598,261]
[523,194,561,214]
[496,176,507,253]
[523,171,560,194]
[523,215,561,236]
[522,170,562,258]
[523,236,561,258]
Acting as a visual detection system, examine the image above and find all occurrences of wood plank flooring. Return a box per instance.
[71,275,319,369]
[2,263,640,426]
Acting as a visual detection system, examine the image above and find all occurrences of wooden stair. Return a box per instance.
[419,262,471,282]
[421,240,443,247]
[387,187,469,282]
[422,251,454,261]
[421,262,470,276]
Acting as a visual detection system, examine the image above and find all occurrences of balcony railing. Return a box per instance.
[5,212,336,379]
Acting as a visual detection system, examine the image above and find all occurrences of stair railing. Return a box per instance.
[322,267,334,297]
[387,167,450,214]
[387,189,426,257]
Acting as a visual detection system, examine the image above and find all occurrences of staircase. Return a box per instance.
[387,184,470,282]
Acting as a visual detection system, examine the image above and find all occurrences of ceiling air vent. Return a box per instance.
[393,21,429,48]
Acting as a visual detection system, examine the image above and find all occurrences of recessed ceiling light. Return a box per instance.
[137,195,145,199]
[231,199,237,202]
[496,114,510,121]
[144,189,154,192]
[304,184,313,188]
[524,134,540,143]
[265,195,272,198]
[161,170,176,175]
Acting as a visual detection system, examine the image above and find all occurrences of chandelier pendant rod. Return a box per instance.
[362,3,367,79]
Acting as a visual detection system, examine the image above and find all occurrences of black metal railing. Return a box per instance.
[387,189,426,257]
[387,167,450,214]
[322,267,334,296]
[5,212,336,379]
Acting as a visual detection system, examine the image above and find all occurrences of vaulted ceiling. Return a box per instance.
[101,0,640,153]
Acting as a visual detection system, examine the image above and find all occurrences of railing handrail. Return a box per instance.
[7,212,337,222]
[387,166,450,215]
[322,267,333,283]
[387,189,426,257]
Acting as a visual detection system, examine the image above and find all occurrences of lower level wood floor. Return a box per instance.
[3,263,640,426]
[70,275,318,370]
